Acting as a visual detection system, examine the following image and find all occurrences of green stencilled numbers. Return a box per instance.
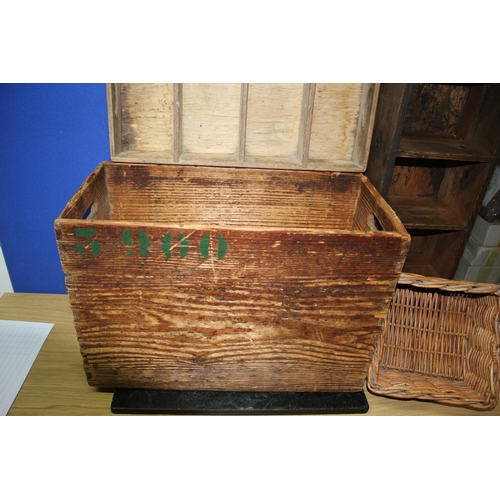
[75,228,101,256]
[162,232,189,259]
[200,234,210,259]
[200,233,227,260]
[179,233,189,259]
[121,229,151,257]
[121,228,134,255]
[217,234,227,260]
[75,228,227,261]
[162,232,172,258]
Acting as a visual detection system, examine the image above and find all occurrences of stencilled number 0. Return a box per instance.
[200,234,227,260]
[162,232,189,259]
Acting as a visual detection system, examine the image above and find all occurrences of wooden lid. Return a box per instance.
[107,83,379,172]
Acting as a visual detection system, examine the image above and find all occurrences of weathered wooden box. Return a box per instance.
[55,83,410,392]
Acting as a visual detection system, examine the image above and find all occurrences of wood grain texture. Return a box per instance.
[471,84,500,156]
[103,163,363,230]
[55,163,410,392]
[400,84,500,163]
[108,83,378,172]
[398,135,494,162]
[352,83,380,169]
[173,83,182,162]
[387,195,466,230]
[308,83,363,162]
[437,162,492,225]
[245,84,303,160]
[181,83,241,158]
[364,83,413,196]
[59,163,110,220]
[106,83,122,158]
[403,84,470,137]
[120,83,174,155]
[4,293,499,415]
[297,84,316,167]
[238,83,249,163]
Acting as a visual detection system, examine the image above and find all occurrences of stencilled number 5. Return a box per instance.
[75,228,101,256]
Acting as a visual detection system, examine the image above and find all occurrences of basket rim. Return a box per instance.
[398,272,500,296]
[367,273,500,410]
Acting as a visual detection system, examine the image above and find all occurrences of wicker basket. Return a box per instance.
[367,273,500,410]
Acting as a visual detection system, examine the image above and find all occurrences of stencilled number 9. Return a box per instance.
[75,228,101,256]
[121,229,151,257]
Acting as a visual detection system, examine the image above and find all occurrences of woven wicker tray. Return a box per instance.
[367,273,500,410]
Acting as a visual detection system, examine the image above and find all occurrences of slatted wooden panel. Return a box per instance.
[107,83,379,172]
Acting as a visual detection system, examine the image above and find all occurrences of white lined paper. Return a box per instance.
[0,320,53,415]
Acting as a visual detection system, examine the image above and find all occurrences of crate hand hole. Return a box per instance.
[368,213,383,231]
[82,202,95,220]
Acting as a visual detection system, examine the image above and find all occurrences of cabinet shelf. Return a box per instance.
[365,83,500,278]
[387,195,467,230]
[398,135,494,163]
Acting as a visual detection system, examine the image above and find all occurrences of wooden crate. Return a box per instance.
[55,83,410,392]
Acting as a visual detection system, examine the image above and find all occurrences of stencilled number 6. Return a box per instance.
[75,228,101,256]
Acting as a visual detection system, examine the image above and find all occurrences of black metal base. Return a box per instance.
[111,389,369,415]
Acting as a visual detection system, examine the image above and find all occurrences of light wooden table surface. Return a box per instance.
[3,292,499,416]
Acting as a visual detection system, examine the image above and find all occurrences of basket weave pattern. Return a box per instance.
[368,273,500,409]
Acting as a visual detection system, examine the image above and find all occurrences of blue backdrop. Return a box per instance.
[0,84,110,293]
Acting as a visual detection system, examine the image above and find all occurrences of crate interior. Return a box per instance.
[67,163,399,234]
[108,83,378,172]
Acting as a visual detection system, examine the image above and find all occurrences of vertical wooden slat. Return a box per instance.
[352,83,380,171]
[173,83,183,162]
[106,83,122,160]
[365,84,413,197]
[238,83,249,163]
[297,83,316,167]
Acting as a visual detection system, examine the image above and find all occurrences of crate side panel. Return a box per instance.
[354,177,410,238]
[104,164,361,230]
[57,223,407,392]
[58,163,111,221]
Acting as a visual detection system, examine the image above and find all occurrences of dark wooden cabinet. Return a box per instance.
[366,83,500,278]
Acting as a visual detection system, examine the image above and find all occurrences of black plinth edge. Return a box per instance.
[110,389,369,415]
